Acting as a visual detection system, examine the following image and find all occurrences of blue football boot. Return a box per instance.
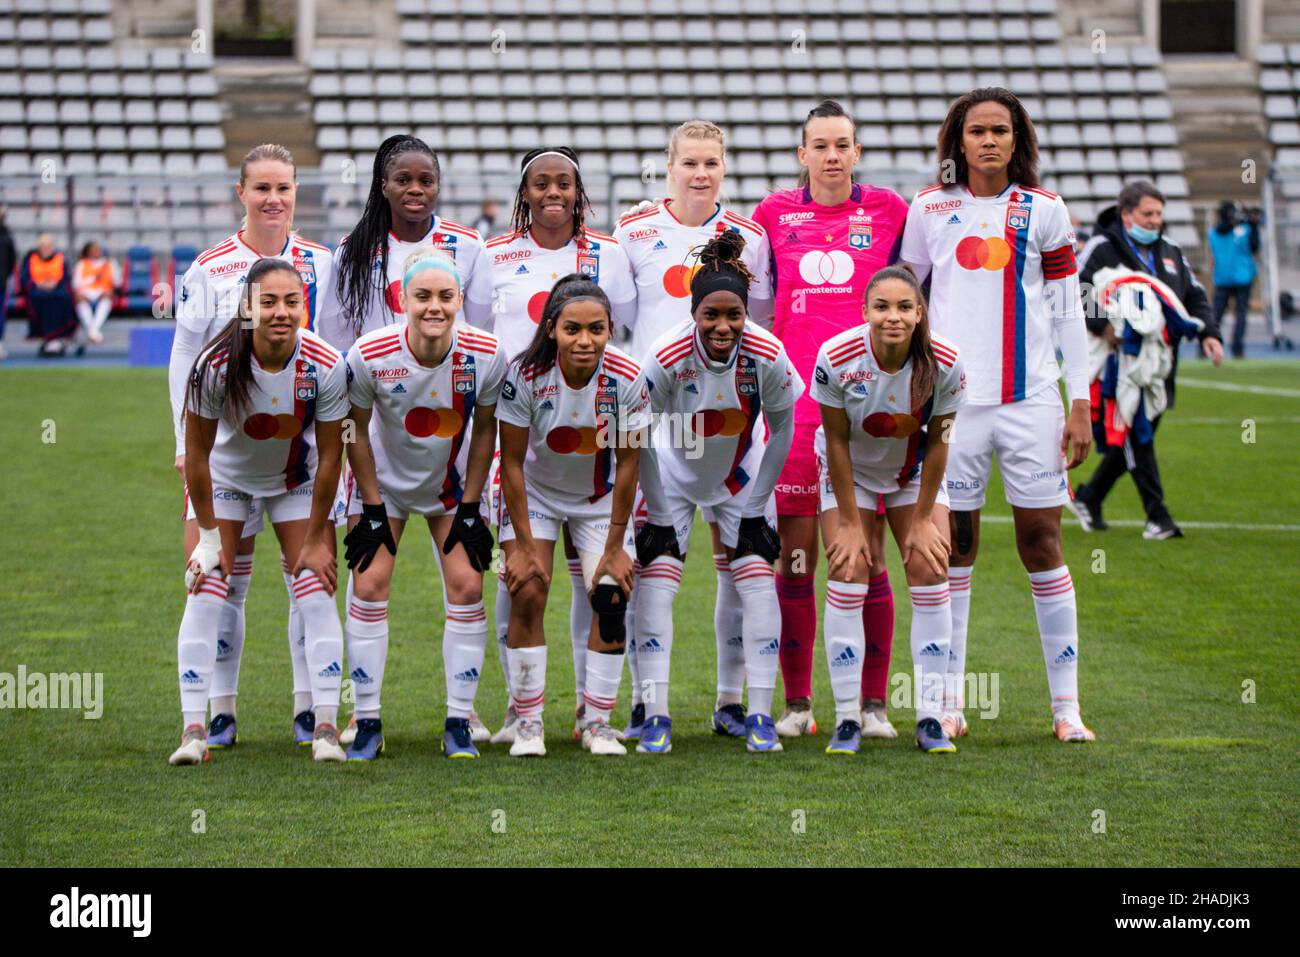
[622,701,646,741]
[635,715,672,754]
[442,717,480,759]
[915,717,957,754]
[206,713,236,749]
[745,713,783,752]
[825,719,862,755]
[345,718,385,761]
[711,702,747,737]
[293,709,314,746]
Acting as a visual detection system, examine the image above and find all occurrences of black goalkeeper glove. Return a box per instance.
[343,502,397,573]
[634,521,681,567]
[733,515,781,564]
[442,501,495,573]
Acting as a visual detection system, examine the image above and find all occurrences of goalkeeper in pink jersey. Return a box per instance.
[900,89,1095,742]
[750,100,908,739]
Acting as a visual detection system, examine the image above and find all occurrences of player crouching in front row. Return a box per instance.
[495,275,648,757]
[339,249,507,760]
[171,258,349,765]
[815,266,967,756]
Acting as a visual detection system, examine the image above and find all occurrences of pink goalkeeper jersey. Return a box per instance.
[751,184,908,427]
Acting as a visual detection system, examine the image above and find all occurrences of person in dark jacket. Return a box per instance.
[1207,200,1260,358]
[1069,181,1224,540]
[20,233,78,357]
[0,209,16,360]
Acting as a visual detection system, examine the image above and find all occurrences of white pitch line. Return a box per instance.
[980,515,1300,532]
[1178,377,1300,398]
[1172,416,1300,425]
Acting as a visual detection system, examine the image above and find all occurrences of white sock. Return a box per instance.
[567,558,589,700]
[444,600,487,719]
[178,574,228,725]
[730,554,778,717]
[210,554,252,715]
[635,556,681,718]
[909,583,952,723]
[583,648,624,725]
[714,553,746,705]
[824,581,869,724]
[1029,567,1081,718]
[507,645,547,720]
[294,570,343,728]
[624,569,640,703]
[345,597,388,720]
[946,566,972,712]
[494,568,512,698]
[283,555,311,715]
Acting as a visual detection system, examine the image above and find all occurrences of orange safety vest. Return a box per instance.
[75,259,115,297]
[28,251,65,285]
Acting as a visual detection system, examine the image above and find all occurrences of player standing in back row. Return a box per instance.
[900,88,1096,742]
[750,101,909,739]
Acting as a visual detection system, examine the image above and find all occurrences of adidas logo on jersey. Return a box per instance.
[216,638,231,657]
[830,647,857,667]
[759,638,779,655]
[851,382,869,395]
[515,264,529,274]
[652,239,667,250]
[641,637,664,652]
[318,661,342,678]
[539,399,554,410]
[920,642,945,657]
[349,667,373,685]
[454,667,480,682]
[945,214,962,225]
[390,383,406,394]
[684,382,698,394]
[1054,645,1077,665]
[180,669,202,684]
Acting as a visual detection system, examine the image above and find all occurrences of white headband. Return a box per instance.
[523,150,579,174]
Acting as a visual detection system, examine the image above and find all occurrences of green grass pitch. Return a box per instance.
[1,362,1296,866]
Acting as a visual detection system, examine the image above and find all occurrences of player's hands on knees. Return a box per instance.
[826,517,870,583]
[293,536,337,595]
[593,547,634,596]
[1061,401,1093,469]
[903,519,949,580]
[344,502,397,572]
[185,526,226,594]
[505,545,548,596]
[442,501,494,573]
[734,515,782,564]
[174,454,185,479]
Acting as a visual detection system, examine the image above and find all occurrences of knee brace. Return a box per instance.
[591,581,629,646]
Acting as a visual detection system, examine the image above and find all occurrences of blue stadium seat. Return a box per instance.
[122,245,156,315]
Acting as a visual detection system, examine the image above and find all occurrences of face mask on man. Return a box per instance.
[1127,222,1159,245]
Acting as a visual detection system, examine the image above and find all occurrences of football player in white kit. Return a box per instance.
[812,265,967,756]
[483,147,637,745]
[613,120,777,740]
[317,133,496,746]
[900,88,1096,743]
[634,232,800,754]
[167,144,335,749]
[338,249,506,760]
[495,275,649,757]
[169,258,349,765]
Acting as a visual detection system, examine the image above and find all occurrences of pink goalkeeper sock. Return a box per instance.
[775,574,816,702]
[861,570,895,701]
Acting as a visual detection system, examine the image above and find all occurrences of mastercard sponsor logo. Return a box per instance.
[862,412,919,438]
[798,249,855,286]
[405,406,464,439]
[662,263,702,299]
[527,290,550,323]
[243,413,303,441]
[546,425,601,454]
[955,236,1011,271]
[385,279,404,314]
[688,408,749,437]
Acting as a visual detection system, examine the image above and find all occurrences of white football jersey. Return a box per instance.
[496,345,650,518]
[900,183,1079,406]
[811,327,966,493]
[171,230,334,453]
[189,328,349,496]
[613,201,771,362]
[484,227,636,361]
[644,318,802,507]
[316,217,493,352]
[346,322,507,513]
